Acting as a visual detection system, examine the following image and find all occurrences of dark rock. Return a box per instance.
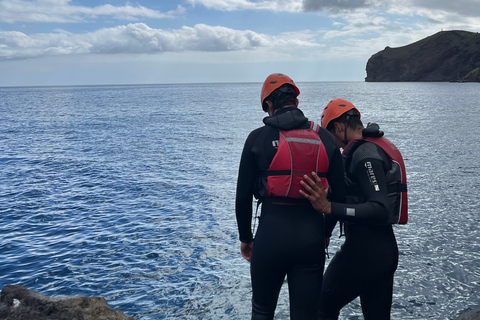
[0,284,134,320]
[455,308,480,320]
[365,30,480,82]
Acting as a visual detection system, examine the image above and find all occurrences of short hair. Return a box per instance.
[264,84,297,112]
[326,109,363,133]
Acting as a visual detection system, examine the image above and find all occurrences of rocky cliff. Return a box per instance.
[0,285,134,320]
[365,30,480,82]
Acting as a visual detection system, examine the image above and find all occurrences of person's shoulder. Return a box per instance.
[317,127,338,147]
[360,140,389,155]
[245,125,272,142]
[249,126,265,135]
[352,141,387,163]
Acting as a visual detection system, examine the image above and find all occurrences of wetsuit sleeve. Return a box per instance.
[330,144,391,224]
[235,131,258,243]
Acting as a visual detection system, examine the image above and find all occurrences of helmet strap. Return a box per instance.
[343,122,349,146]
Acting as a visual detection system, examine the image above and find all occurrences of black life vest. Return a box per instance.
[266,122,329,199]
[343,136,408,224]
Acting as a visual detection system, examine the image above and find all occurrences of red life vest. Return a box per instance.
[343,136,408,224]
[267,122,329,199]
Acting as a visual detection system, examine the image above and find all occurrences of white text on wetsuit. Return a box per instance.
[365,161,380,191]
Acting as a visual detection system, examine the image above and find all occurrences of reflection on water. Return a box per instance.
[0,82,479,319]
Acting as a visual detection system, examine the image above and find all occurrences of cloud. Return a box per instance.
[0,0,184,23]
[0,23,319,60]
[303,0,372,11]
[186,0,304,12]
[3,0,476,26]
[406,0,480,17]
[303,0,480,18]
[188,0,480,18]
[186,0,386,12]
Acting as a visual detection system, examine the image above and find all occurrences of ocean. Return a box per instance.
[0,82,479,319]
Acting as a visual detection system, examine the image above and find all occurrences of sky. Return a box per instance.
[1,0,480,86]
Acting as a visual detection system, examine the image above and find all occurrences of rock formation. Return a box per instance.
[365,30,480,82]
[455,307,480,320]
[0,285,134,320]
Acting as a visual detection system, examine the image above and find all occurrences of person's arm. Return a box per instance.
[241,242,253,262]
[301,157,391,224]
[299,173,332,214]
[330,157,391,224]
[235,131,258,247]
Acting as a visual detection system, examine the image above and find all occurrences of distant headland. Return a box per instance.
[365,30,480,82]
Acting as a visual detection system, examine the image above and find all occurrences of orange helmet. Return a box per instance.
[261,73,300,111]
[321,98,361,129]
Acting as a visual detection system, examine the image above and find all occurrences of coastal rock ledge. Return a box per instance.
[365,30,480,82]
[0,285,134,320]
[1,284,478,320]
[456,308,480,320]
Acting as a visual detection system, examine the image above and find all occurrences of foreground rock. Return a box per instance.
[0,285,134,320]
[365,30,480,82]
[455,308,480,320]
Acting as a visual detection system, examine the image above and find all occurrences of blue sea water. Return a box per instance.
[0,82,479,319]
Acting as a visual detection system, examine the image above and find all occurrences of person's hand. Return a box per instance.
[299,172,332,214]
[241,242,253,263]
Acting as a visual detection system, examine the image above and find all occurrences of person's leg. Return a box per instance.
[359,230,398,320]
[359,274,395,320]
[250,257,286,320]
[287,263,324,320]
[318,251,361,320]
[250,216,287,320]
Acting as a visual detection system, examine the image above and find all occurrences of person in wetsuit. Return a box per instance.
[299,98,401,320]
[235,74,346,320]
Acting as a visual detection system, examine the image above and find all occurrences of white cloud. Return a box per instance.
[186,0,382,12]
[186,0,304,12]
[406,0,480,17]
[1,0,479,86]
[303,0,374,11]
[188,0,480,18]
[2,0,477,27]
[187,0,382,13]
[386,5,480,30]
[0,0,184,23]
[0,23,319,60]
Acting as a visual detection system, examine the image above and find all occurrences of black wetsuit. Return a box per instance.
[319,139,399,320]
[236,107,346,320]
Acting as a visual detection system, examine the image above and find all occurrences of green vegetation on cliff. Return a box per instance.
[365,30,480,82]
[462,67,480,81]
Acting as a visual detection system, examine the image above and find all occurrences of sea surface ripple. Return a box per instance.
[1,82,479,319]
